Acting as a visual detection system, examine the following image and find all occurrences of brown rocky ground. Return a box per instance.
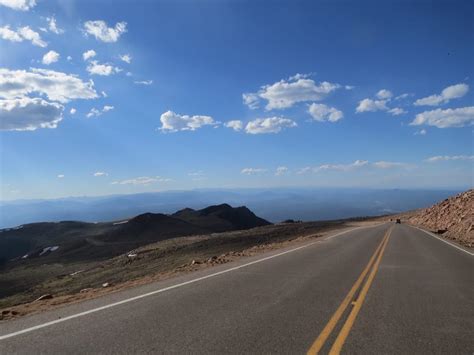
[394,189,473,248]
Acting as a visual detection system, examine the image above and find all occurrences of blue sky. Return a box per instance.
[0,0,473,200]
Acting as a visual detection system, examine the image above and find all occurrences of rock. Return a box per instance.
[207,256,217,263]
[35,294,53,302]
[102,282,111,288]
[80,288,93,293]
[191,260,201,265]
[2,310,10,315]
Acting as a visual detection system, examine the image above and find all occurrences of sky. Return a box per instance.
[0,0,473,200]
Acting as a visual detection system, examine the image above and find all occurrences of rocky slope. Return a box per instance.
[403,189,473,247]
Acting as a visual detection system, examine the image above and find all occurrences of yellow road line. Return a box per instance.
[328,227,392,354]
[306,228,390,355]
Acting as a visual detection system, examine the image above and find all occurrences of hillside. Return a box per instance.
[400,189,473,247]
[0,204,271,264]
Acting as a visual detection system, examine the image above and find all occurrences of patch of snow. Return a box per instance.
[113,220,129,225]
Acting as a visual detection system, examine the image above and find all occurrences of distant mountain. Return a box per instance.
[0,188,462,229]
[0,204,271,264]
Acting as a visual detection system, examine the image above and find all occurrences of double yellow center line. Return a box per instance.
[307,226,393,355]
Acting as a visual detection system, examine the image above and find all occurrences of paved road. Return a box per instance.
[1,223,473,354]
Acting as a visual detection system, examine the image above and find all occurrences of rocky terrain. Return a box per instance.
[398,189,473,248]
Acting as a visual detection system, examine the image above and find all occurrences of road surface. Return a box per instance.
[1,223,473,354]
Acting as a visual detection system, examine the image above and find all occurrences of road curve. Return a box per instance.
[0,223,473,354]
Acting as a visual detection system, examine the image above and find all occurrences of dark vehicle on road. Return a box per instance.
[396,219,401,224]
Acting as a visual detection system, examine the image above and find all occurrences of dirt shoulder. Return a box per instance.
[0,219,378,321]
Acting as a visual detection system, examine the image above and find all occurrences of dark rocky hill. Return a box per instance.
[0,204,271,264]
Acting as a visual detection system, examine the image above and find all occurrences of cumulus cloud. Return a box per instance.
[425,155,474,162]
[308,103,343,122]
[46,16,63,34]
[57,174,65,178]
[111,176,171,185]
[86,60,121,76]
[82,49,96,61]
[83,20,127,43]
[356,98,388,113]
[0,0,36,11]
[119,54,132,63]
[159,110,218,132]
[42,50,60,65]
[0,97,63,131]
[410,106,474,128]
[387,107,406,116]
[70,108,76,115]
[224,120,243,131]
[275,166,288,176]
[0,68,98,103]
[86,105,114,118]
[243,75,341,110]
[0,25,47,47]
[134,80,153,85]
[93,171,108,177]
[241,168,267,175]
[376,89,393,100]
[414,84,469,106]
[356,90,407,116]
[245,117,297,134]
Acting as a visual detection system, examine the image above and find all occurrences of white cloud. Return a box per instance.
[66,55,72,61]
[93,171,108,177]
[356,98,388,113]
[316,160,369,172]
[70,108,76,115]
[241,168,267,175]
[414,129,426,136]
[119,54,132,63]
[159,110,218,132]
[42,50,60,65]
[414,83,469,106]
[83,20,127,43]
[82,49,96,61]
[224,120,243,131]
[425,155,474,163]
[0,26,47,47]
[0,0,36,11]
[245,117,297,134]
[388,107,406,116]
[275,166,288,176]
[86,60,121,76]
[188,171,206,181]
[0,97,63,131]
[86,105,114,118]
[298,160,369,174]
[46,16,64,34]
[111,176,171,185]
[395,93,414,101]
[243,75,341,110]
[376,89,393,100]
[134,80,153,85]
[57,174,65,178]
[372,161,409,169]
[308,103,343,122]
[101,91,107,97]
[242,93,260,109]
[0,68,98,103]
[410,106,474,128]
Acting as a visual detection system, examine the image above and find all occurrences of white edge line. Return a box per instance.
[410,225,474,256]
[0,223,379,341]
